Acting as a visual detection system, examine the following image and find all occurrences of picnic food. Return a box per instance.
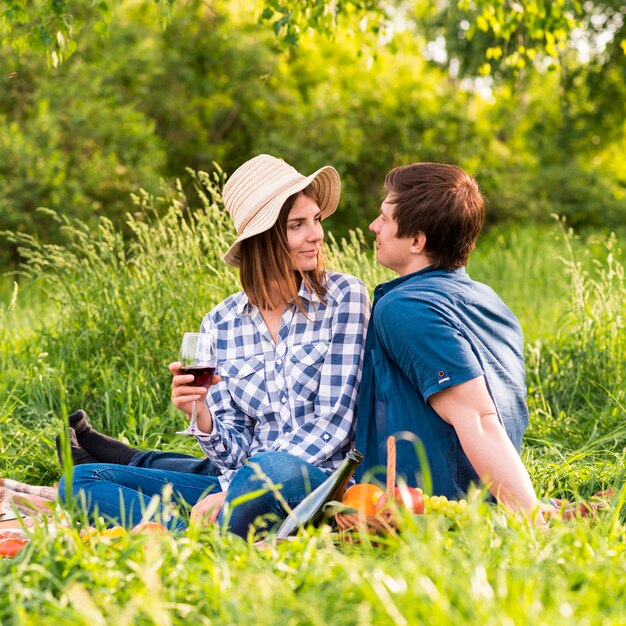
[376,486,425,515]
[423,494,468,522]
[81,526,127,541]
[131,522,168,535]
[342,483,385,515]
[0,530,29,558]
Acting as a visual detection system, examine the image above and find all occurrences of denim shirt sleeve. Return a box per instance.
[375,293,483,401]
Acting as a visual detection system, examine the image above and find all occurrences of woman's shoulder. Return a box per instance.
[201,290,247,327]
[324,271,369,301]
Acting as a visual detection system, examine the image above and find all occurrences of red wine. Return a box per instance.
[180,366,215,387]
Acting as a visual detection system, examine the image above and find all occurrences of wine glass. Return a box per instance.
[176,331,217,435]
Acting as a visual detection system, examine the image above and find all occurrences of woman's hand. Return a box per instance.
[191,492,227,525]
[169,362,221,433]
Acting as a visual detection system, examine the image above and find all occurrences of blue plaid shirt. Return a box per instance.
[194,271,370,489]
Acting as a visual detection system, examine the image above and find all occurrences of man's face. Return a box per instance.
[369,194,416,275]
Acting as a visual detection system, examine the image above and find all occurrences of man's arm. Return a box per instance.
[428,376,542,521]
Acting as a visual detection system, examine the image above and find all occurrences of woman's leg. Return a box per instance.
[63,410,221,476]
[55,428,99,465]
[219,451,327,538]
[130,452,222,476]
[67,410,140,465]
[58,464,221,530]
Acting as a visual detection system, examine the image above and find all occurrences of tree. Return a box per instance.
[1,0,624,269]
[2,0,624,73]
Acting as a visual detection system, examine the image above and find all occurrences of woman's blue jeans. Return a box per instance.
[130,450,223,476]
[58,451,328,538]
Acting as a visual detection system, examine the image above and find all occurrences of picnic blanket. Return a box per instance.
[0,478,58,522]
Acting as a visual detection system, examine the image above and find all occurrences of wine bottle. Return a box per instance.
[275,449,363,538]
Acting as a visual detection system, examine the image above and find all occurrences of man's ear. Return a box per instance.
[410,232,427,255]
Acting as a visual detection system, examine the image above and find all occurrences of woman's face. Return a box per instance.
[286,193,324,272]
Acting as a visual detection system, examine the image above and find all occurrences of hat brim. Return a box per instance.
[223,165,340,267]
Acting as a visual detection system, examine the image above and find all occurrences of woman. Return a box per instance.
[58,154,370,538]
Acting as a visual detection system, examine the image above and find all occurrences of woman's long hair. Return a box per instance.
[238,184,327,313]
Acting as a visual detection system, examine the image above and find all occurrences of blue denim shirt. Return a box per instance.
[355,266,529,499]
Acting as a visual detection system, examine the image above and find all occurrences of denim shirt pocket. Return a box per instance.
[370,348,393,402]
[219,355,270,418]
[289,342,330,402]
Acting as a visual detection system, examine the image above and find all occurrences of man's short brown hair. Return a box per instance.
[385,162,485,270]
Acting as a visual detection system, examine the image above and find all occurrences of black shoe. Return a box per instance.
[55,428,99,466]
[67,410,140,466]
[68,409,90,434]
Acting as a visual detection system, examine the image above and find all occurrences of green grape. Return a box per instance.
[419,493,468,524]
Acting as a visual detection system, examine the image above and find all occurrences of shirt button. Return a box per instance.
[276,358,282,366]
[281,395,287,404]
[323,434,330,441]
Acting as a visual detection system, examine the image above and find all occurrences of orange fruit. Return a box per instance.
[131,522,168,535]
[342,483,384,515]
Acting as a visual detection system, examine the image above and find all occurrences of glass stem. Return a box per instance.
[190,400,197,431]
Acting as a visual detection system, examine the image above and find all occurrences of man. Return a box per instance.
[355,162,541,519]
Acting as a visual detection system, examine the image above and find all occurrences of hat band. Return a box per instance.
[236,174,305,234]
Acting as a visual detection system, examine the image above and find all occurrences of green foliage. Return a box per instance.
[1,0,625,269]
[443,0,581,75]
[0,0,175,66]
[526,226,626,450]
[2,0,624,77]
[416,0,625,79]
[2,509,626,624]
[1,170,236,475]
[259,0,387,47]
[0,38,167,266]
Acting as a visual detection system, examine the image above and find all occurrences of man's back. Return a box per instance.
[355,266,528,498]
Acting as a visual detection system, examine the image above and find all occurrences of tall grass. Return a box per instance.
[523,227,626,454]
[2,176,626,624]
[2,498,626,624]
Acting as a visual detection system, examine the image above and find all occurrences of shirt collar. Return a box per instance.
[298,277,322,305]
[374,266,466,300]
[234,291,253,316]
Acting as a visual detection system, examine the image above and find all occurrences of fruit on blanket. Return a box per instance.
[131,522,168,535]
[423,494,468,522]
[81,525,127,541]
[342,483,384,515]
[100,526,126,539]
[405,487,425,514]
[376,486,425,515]
[0,533,29,558]
[396,486,425,514]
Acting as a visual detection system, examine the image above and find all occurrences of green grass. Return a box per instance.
[2,176,626,624]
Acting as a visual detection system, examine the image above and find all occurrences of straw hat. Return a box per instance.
[222,154,341,266]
